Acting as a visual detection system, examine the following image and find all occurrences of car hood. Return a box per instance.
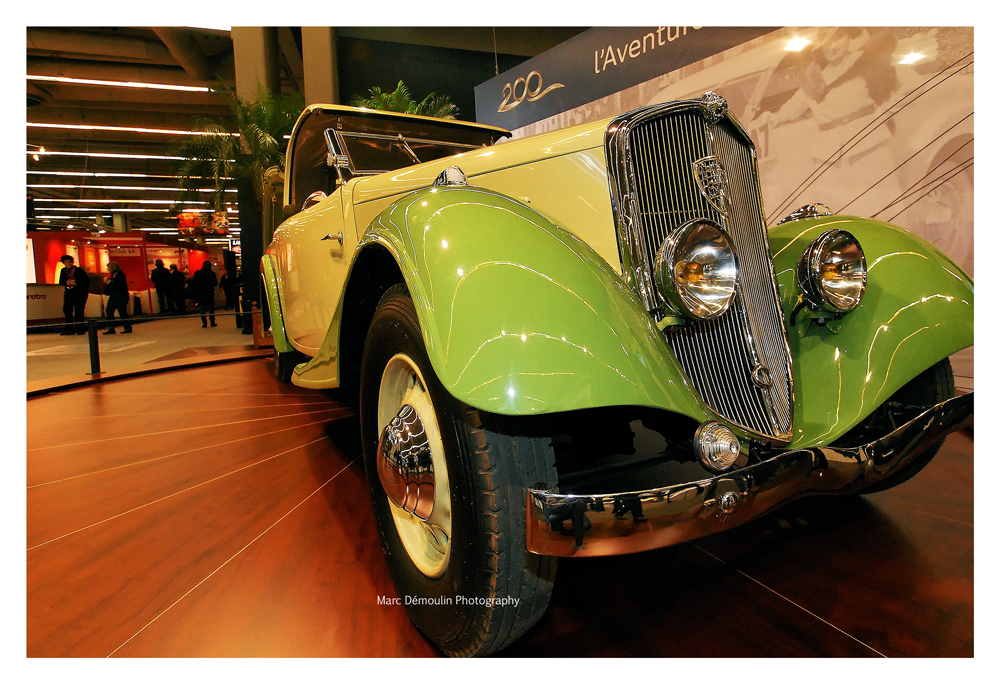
[349,116,613,206]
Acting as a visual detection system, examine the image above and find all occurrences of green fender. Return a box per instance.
[364,185,710,420]
[769,215,974,448]
[260,254,296,354]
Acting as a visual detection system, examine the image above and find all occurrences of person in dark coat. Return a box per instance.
[103,261,133,334]
[150,259,172,314]
[191,260,218,327]
[219,269,237,310]
[58,254,90,335]
[169,264,187,314]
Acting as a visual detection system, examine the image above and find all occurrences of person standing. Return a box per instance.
[150,259,171,314]
[191,260,218,328]
[169,264,187,315]
[219,269,237,311]
[103,261,133,334]
[58,254,90,335]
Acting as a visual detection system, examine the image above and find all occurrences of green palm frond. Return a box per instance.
[349,80,458,119]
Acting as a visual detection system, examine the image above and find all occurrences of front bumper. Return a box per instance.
[526,392,973,557]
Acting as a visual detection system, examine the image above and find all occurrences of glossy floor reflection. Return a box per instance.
[26,359,973,657]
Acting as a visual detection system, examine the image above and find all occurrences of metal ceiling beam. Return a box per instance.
[28,158,189,177]
[152,28,214,82]
[276,27,305,92]
[27,107,231,132]
[27,28,176,65]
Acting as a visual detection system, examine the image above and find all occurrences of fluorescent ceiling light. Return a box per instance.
[27,75,211,92]
[27,171,233,180]
[900,52,925,65]
[28,184,236,193]
[785,37,811,52]
[35,199,207,205]
[28,122,236,137]
[34,207,169,213]
[28,150,190,161]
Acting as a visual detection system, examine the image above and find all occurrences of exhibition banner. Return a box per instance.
[474,27,778,129]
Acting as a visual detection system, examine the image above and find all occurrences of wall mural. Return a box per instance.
[511,27,974,279]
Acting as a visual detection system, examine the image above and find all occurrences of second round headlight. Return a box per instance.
[797,229,867,314]
[653,219,738,320]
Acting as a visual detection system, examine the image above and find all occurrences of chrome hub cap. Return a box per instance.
[378,404,435,520]
[377,353,451,578]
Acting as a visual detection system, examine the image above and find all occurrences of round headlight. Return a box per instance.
[797,229,867,313]
[653,219,738,320]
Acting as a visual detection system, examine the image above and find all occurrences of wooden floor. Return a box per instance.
[26,359,973,657]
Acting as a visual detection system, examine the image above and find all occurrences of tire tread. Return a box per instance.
[441,409,557,657]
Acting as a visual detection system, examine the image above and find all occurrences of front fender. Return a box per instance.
[363,186,710,420]
[769,215,974,448]
[260,254,295,354]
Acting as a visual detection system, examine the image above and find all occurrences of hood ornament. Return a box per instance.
[777,203,834,225]
[700,91,728,123]
[692,156,730,216]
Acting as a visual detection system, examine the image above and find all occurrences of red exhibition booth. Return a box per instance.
[27,231,225,323]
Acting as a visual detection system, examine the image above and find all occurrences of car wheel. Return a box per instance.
[360,284,558,657]
[841,359,956,494]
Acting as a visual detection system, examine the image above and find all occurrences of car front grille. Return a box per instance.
[605,96,793,441]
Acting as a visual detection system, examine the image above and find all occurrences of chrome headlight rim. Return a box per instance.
[797,228,868,314]
[653,218,739,321]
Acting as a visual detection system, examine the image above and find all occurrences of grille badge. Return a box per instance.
[692,156,730,216]
[751,363,773,389]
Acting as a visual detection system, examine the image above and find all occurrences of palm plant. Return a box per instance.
[349,80,458,119]
[173,82,304,316]
[174,82,305,213]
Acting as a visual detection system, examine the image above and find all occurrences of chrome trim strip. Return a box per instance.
[526,392,973,557]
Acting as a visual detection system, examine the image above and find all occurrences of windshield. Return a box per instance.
[328,130,481,175]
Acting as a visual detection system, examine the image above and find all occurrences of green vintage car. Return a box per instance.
[260,92,973,656]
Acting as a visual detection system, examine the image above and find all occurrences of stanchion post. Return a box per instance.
[87,319,101,375]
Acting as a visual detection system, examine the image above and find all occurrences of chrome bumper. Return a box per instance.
[526,392,973,557]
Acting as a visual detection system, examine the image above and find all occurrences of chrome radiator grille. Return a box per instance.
[606,98,793,440]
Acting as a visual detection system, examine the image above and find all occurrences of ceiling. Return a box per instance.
[26,26,585,238]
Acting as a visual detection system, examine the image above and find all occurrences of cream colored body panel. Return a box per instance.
[271,188,358,354]
[350,120,620,275]
[473,148,619,274]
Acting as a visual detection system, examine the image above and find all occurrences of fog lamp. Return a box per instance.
[797,229,867,313]
[694,421,741,472]
[653,219,738,320]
